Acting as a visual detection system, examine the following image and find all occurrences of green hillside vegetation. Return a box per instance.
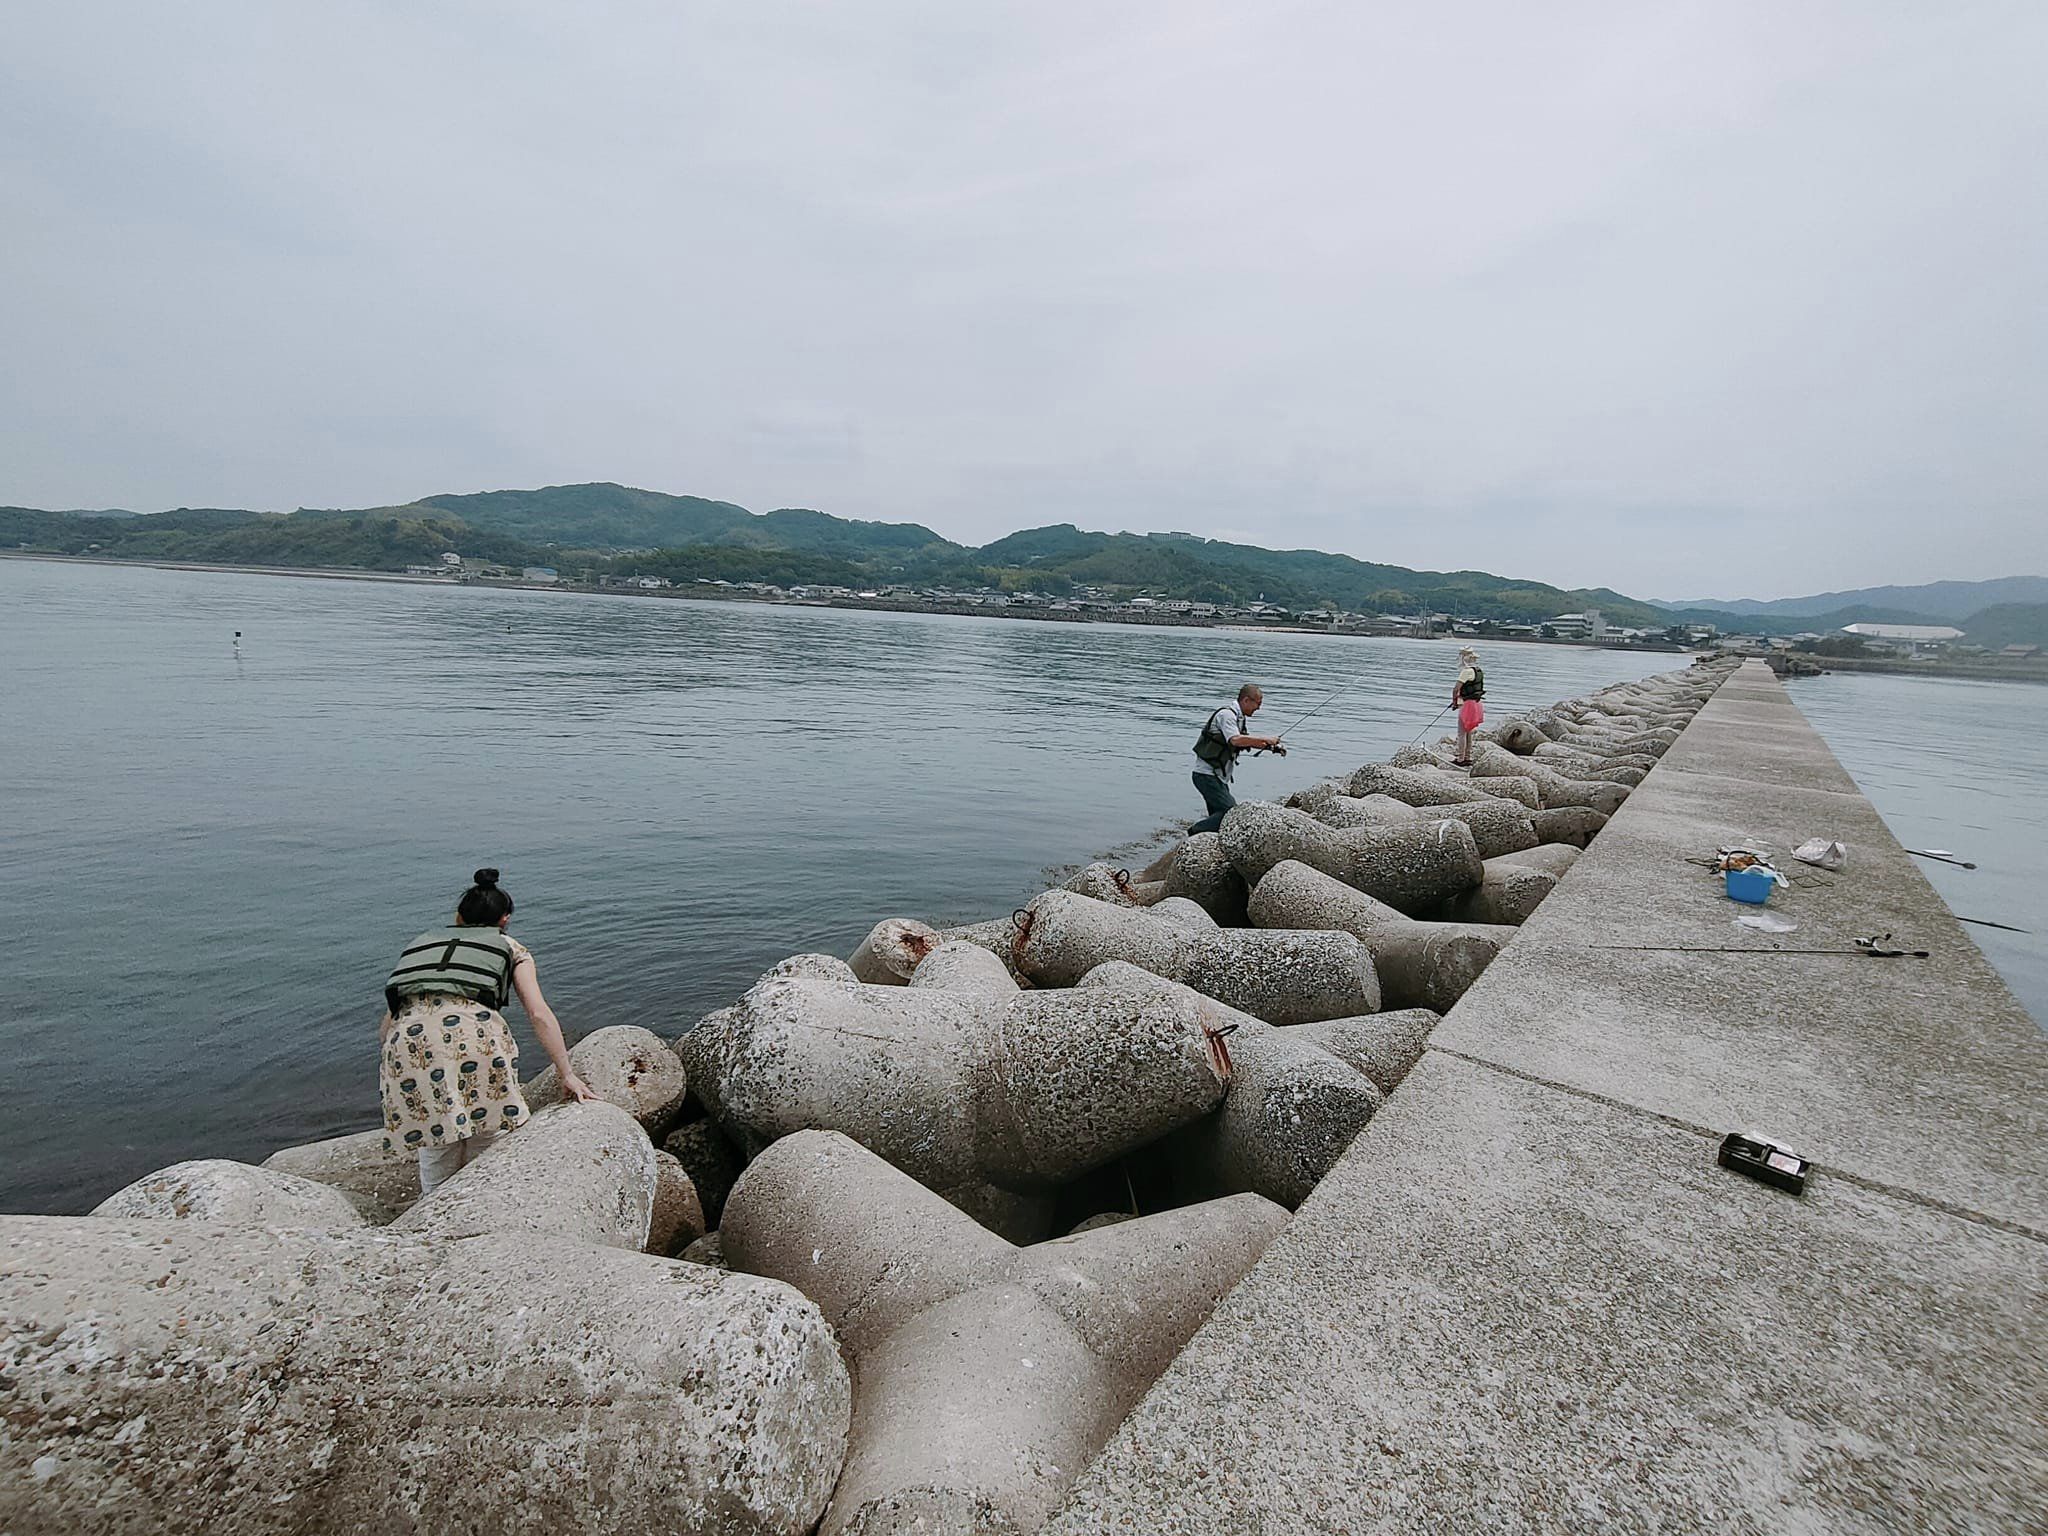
[3,482,1998,638]
[1,505,538,570]
[309,482,960,562]
[1963,603,2048,650]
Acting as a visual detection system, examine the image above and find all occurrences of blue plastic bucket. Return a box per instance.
[1724,866,1775,905]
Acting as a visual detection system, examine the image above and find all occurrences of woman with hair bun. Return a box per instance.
[378,867,595,1191]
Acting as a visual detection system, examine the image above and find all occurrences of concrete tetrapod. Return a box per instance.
[1149,894,1221,929]
[1217,801,1484,916]
[1494,841,1584,880]
[1297,788,1420,827]
[1469,741,1629,816]
[1310,789,1535,860]
[0,1219,851,1536]
[1529,805,1609,847]
[1513,749,1645,787]
[1486,717,1548,753]
[1531,740,1657,775]
[935,916,1032,984]
[1293,1008,1441,1095]
[1246,859,1513,1014]
[849,917,943,984]
[1158,831,1249,925]
[91,1159,371,1230]
[907,937,1023,992]
[260,1128,421,1223]
[524,1023,691,1137]
[391,1101,658,1251]
[1429,853,1560,926]
[677,971,1227,1203]
[768,952,863,982]
[1061,861,1164,907]
[1349,762,1497,807]
[648,1148,708,1256]
[1014,888,1380,1024]
[1075,960,1387,1207]
[721,1129,1288,1536]
[1387,747,1545,809]
[1423,799,1539,859]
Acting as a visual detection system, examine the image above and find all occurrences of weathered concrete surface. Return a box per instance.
[0,1219,852,1536]
[1046,662,2048,1535]
[1428,852,1557,926]
[1017,888,1380,1024]
[1219,801,1483,915]
[1247,859,1510,1015]
[663,1116,747,1228]
[261,1128,420,1223]
[523,1023,691,1136]
[647,1148,707,1256]
[1292,1008,1439,1096]
[1159,831,1249,925]
[848,916,942,984]
[724,1130,1286,1536]
[1433,662,2048,1227]
[392,1102,658,1251]
[906,936,1024,992]
[1076,961,1388,1208]
[91,1158,372,1229]
[679,971,1227,1203]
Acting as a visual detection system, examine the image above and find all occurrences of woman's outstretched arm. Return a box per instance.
[512,957,597,1102]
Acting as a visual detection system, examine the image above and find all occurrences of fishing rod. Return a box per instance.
[1405,701,1456,746]
[1256,685,1539,756]
[1906,848,1977,870]
[1581,935,1932,959]
[1239,671,1370,755]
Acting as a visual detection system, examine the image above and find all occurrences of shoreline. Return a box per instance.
[9,549,2040,680]
[0,548,1689,653]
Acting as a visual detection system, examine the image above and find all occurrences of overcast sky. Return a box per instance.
[4,3,2042,600]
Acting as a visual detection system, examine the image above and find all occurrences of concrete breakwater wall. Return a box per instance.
[1049,659,2048,1536]
[3,661,1765,1533]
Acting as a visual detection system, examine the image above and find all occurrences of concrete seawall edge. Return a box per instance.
[1047,659,2048,1535]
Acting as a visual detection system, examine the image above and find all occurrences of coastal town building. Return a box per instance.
[1545,609,1608,640]
[1839,621,1965,657]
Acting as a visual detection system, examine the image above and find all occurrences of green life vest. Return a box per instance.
[1459,668,1486,701]
[385,927,515,1014]
[1192,706,1238,771]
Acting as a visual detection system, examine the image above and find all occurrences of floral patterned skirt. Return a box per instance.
[380,993,528,1154]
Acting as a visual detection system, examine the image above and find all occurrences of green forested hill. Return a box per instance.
[1963,604,2048,650]
[0,504,538,569]
[324,482,960,561]
[0,482,1963,634]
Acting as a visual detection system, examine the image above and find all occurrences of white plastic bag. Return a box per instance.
[1791,838,1846,871]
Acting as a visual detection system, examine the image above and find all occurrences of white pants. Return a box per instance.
[417,1128,501,1193]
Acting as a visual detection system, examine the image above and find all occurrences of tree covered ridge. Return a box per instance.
[0,483,1676,625]
[6,481,2037,642]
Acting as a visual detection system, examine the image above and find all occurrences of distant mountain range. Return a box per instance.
[1653,575,2048,623]
[7,482,2045,647]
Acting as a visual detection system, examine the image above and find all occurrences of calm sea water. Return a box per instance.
[2,559,2037,1212]
[1789,669,2047,1029]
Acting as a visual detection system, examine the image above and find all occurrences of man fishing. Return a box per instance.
[1189,683,1285,833]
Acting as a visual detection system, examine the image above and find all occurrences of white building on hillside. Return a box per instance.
[1840,623,1964,642]
[1546,610,1607,640]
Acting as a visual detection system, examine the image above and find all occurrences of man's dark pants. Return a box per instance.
[1190,771,1236,834]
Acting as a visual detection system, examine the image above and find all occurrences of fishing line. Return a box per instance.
[1268,671,1376,745]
